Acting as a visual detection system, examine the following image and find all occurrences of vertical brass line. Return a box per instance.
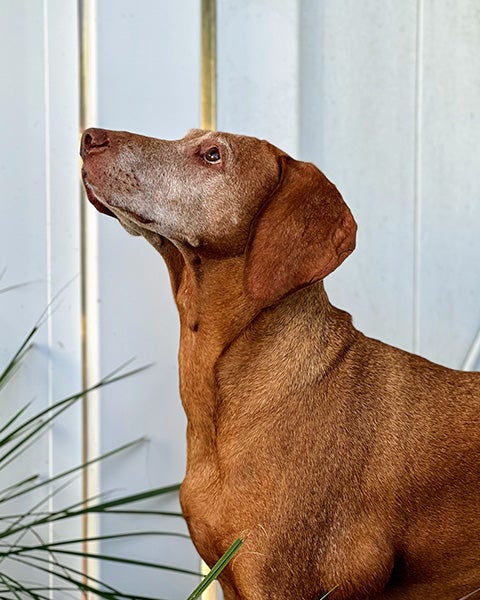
[201,0,217,130]
[79,0,89,589]
[201,6,218,599]
[78,0,99,596]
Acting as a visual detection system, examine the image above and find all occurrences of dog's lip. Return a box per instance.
[82,176,155,227]
[83,178,118,219]
[119,208,155,226]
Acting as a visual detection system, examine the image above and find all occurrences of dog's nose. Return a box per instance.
[80,128,110,159]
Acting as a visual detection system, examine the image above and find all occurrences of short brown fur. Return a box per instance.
[81,127,480,600]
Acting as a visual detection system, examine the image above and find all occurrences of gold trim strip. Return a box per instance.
[201,0,217,130]
[201,5,219,598]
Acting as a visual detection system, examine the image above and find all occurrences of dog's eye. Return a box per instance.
[203,147,221,164]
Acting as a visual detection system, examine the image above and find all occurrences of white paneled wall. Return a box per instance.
[218,0,480,371]
[418,0,480,367]
[94,1,201,597]
[297,0,419,353]
[316,0,480,368]
[0,0,82,588]
[0,1,479,599]
[217,0,300,155]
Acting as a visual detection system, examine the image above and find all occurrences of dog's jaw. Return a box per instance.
[82,176,117,218]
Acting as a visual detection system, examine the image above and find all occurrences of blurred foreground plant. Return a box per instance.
[0,279,242,599]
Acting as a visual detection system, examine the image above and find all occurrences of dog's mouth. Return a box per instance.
[82,174,118,219]
[82,172,156,228]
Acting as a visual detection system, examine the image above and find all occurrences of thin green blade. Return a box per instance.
[186,538,243,600]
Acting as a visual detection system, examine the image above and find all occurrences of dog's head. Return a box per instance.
[81,128,356,305]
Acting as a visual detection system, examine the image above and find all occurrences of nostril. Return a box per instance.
[83,133,93,151]
[81,128,110,158]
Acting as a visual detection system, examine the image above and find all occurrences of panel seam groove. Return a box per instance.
[413,0,424,355]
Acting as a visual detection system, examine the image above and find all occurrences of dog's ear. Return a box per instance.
[244,155,357,305]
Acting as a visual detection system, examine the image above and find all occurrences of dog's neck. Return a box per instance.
[174,255,257,468]
[170,253,356,475]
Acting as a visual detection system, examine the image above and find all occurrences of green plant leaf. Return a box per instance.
[7,550,122,596]
[97,509,184,518]
[81,484,182,512]
[0,474,39,500]
[0,305,197,598]
[0,363,150,457]
[186,538,244,600]
[7,531,190,553]
[319,585,339,599]
[0,572,45,600]
[0,437,146,506]
[8,554,136,600]
[14,547,201,577]
[0,325,37,390]
[0,402,33,436]
[0,484,182,541]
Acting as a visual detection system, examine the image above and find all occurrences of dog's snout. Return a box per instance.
[81,128,110,158]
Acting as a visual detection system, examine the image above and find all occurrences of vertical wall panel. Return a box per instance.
[0,0,82,588]
[45,0,82,535]
[217,0,299,155]
[300,0,418,353]
[95,1,201,596]
[418,0,480,368]
[0,2,50,587]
